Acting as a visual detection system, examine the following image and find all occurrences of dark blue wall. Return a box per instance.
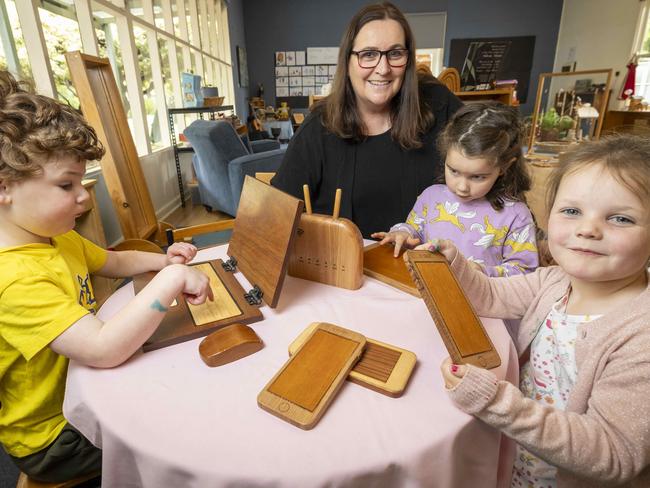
[239,0,563,115]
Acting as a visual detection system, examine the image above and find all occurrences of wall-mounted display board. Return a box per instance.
[449,36,535,103]
[275,50,336,98]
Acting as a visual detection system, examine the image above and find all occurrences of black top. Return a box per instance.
[271,83,463,238]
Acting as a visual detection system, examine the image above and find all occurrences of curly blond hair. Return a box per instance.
[0,70,104,182]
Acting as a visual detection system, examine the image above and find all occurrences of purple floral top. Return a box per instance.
[390,184,539,277]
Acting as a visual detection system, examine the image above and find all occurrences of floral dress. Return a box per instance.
[511,293,601,488]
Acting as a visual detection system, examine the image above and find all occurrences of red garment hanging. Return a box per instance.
[619,61,637,99]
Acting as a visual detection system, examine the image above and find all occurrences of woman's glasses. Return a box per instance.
[351,49,409,68]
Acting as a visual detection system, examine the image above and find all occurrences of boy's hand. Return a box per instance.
[412,238,458,263]
[179,265,214,305]
[440,357,467,389]
[371,231,421,257]
[166,242,197,265]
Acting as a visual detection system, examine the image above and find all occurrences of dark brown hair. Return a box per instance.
[546,134,650,213]
[437,101,530,210]
[319,2,433,149]
[0,70,104,182]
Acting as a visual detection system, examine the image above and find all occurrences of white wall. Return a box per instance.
[553,0,643,109]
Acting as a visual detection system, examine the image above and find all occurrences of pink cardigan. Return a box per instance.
[446,254,650,488]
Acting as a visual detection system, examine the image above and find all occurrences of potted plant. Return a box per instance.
[539,108,574,141]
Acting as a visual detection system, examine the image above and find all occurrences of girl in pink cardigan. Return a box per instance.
[422,135,650,488]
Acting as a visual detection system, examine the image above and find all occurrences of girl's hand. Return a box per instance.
[440,357,467,389]
[412,238,458,263]
[166,242,197,265]
[371,231,421,257]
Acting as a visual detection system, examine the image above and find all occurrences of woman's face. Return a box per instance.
[348,19,407,115]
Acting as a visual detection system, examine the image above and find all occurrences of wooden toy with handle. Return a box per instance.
[288,185,364,290]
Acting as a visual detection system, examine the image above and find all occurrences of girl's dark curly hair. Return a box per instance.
[437,101,530,211]
[0,70,104,182]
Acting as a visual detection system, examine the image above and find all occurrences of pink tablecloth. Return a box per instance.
[64,244,518,488]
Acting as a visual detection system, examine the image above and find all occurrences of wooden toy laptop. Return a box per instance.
[134,176,304,352]
[404,250,501,369]
[289,323,416,397]
[363,242,419,297]
[258,322,366,430]
[288,186,363,290]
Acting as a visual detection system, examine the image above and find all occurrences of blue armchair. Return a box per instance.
[183,120,285,216]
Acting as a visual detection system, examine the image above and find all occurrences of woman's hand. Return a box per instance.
[371,231,421,257]
[166,242,198,265]
[440,357,467,389]
[412,238,458,263]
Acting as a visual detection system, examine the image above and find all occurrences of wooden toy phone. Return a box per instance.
[258,322,366,430]
[288,186,363,290]
[134,177,303,352]
[363,242,419,297]
[404,250,501,369]
[288,323,416,397]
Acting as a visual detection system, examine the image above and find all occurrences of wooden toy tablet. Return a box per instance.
[134,176,303,352]
[363,242,419,297]
[288,323,416,397]
[404,250,501,369]
[257,322,366,430]
[134,260,263,352]
[288,186,364,290]
[199,323,263,367]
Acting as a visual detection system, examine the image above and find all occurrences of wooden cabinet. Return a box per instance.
[602,110,650,135]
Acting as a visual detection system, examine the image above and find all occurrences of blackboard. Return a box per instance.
[449,36,536,103]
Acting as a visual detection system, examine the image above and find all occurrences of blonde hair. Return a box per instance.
[546,134,650,213]
[0,70,104,182]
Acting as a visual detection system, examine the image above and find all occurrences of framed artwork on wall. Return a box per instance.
[237,46,249,87]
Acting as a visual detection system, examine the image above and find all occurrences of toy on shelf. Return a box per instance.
[288,185,364,290]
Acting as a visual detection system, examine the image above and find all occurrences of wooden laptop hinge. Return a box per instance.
[222,256,238,272]
[244,285,263,305]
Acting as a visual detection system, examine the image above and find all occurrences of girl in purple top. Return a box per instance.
[372,102,538,277]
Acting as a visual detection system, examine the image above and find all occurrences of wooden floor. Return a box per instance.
[164,201,233,229]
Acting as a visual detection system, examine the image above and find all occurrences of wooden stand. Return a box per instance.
[289,323,416,397]
[258,322,365,430]
[288,186,363,290]
[134,176,303,352]
[404,250,500,369]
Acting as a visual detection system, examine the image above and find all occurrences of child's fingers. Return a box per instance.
[370,232,386,240]
[440,357,466,388]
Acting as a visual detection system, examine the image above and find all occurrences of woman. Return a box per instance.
[271,2,462,238]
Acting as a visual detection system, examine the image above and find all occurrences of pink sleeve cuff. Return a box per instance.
[447,365,499,415]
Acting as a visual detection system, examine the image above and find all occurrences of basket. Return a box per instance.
[203,96,225,107]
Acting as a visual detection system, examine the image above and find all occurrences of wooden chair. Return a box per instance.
[113,238,164,254]
[437,67,461,93]
[16,470,99,488]
[166,220,235,246]
[254,172,275,185]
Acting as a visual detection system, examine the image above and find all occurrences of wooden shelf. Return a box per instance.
[455,87,517,106]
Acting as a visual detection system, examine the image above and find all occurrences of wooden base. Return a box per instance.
[363,243,419,297]
[289,323,417,397]
[199,323,263,366]
[134,260,263,352]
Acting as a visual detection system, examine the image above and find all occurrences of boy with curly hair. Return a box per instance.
[0,70,213,483]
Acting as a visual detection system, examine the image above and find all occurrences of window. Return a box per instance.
[0,0,235,162]
[633,4,650,99]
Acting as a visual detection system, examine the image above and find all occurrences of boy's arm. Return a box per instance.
[446,348,650,484]
[95,242,197,278]
[50,263,211,368]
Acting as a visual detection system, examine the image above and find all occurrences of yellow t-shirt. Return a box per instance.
[0,231,107,457]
